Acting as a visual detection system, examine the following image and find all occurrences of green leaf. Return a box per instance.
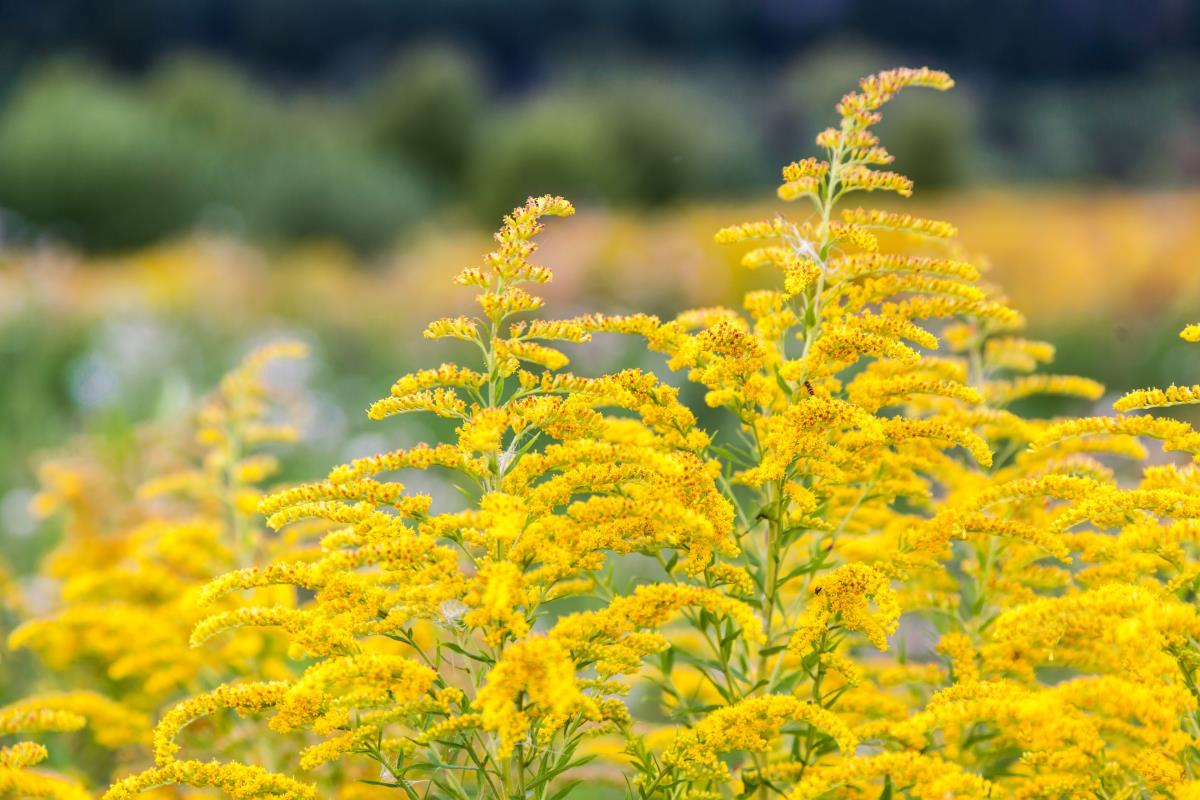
[443,642,494,664]
[549,780,585,800]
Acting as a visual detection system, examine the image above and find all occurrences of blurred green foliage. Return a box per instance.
[472,92,624,221]
[0,57,427,250]
[468,74,766,220]
[363,46,485,193]
[0,43,1194,253]
[0,62,213,250]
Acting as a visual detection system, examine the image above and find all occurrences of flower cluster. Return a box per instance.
[3,342,334,796]
[0,692,146,800]
[103,193,740,798]
[4,66,1200,800]
[11,342,308,704]
[568,67,1200,799]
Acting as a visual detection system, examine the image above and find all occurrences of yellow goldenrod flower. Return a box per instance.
[788,752,991,799]
[1034,413,1200,455]
[984,374,1105,405]
[104,759,316,800]
[1113,383,1200,411]
[474,635,597,759]
[836,66,954,126]
[788,564,900,654]
[0,766,91,800]
[840,207,958,238]
[423,315,479,341]
[154,682,290,764]
[714,218,792,244]
[462,560,530,645]
[662,695,856,781]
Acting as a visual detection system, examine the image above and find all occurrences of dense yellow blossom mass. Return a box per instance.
[2,65,1199,800]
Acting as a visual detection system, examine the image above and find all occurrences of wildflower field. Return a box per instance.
[3,67,1200,800]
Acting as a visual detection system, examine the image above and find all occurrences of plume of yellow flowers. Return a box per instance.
[113,194,742,798]
[593,67,1200,799]
[4,343,347,796]
[0,691,156,800]
[11,342,309,705]
[10,65,1198,800]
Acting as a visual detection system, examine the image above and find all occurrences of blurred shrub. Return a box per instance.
[469,93,624,220]
[469,76,763,220]
[780,40,889,127]
[0,58,426,252]
[146,56,280,144]
[875,89,977,189]
[590,76,763,204]
[149,57,427,248]
[240,135,426,249]
[0,62,214,250]
[0,309,93,490]
[362,45,485,192]
[1001,72,1200,184]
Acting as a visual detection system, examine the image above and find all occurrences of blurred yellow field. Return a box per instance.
[6,189,1196,339]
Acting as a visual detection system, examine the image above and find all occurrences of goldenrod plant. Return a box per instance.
[102,195,740,799]
[3,67,1200,800]
[599,68,1200,799]
[12,343,309,705]
[5,342,321,796]
[0,692,147,799]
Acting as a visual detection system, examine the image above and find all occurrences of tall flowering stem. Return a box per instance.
[105,195,747,799]
[594,67,1149,798]
[36,67,1200,800]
